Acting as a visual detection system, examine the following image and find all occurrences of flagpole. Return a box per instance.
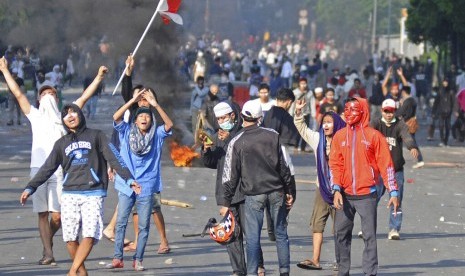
[112,0,164,95]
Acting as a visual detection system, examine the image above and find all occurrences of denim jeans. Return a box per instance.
[244,190,290,275]
[376,170,404,231]
[114,192,153,261]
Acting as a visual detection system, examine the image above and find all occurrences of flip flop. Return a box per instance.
[103,233,132,246]
[157,246,171,254]
[296,259,322,270]
[123,242,136,252]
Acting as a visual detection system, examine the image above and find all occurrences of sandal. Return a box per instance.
[296,259,322,270]
[124,242,137,252]
[157,246,171,254]
[38,256,56,265]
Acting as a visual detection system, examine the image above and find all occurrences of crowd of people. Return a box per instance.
[1,31,464,276]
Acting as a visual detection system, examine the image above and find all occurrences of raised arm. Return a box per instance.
[121,54,135,102]
[113,88,145,123]
[74,66,108,108]
[396,67,408,87]
[144,90,174,132]
[0,56,31,114]
[382,66,392,97]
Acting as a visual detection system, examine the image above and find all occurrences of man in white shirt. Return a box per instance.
[0,56,107,265]
[252,83,276,117]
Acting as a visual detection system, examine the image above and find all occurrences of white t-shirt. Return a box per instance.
[26,107,65,170]
[252,98,276,112]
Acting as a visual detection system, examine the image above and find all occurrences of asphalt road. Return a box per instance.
[0,87,464,275]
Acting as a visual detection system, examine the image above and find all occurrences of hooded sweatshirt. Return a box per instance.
[25,104,134,196]
[329,98,398,197]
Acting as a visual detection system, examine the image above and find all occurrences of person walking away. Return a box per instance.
[202,102,267,276]
[221,100,294,276]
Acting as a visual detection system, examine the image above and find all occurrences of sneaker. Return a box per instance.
[388,229,400,240]
[333,263,339,271]
[438,142,445,147]
[6,120,13,126]
[412,161,425,169]
[133,260,145,271]
[106,258,124,269]
[358,231,364,239]
[427,137,433,141]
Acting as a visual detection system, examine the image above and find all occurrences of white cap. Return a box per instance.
[241,100,262,119]
[213,102,233,117]
[382,99,396,111]
[314,87,324,94]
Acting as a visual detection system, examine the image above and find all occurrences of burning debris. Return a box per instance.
[169,141,199,167]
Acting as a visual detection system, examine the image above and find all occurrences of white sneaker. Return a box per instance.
[412,161,425,169]
[438,142,445,147]
[358,231,364,239]
[388,229,400,240]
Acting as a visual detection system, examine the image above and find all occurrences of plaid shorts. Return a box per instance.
[61,193,104,243]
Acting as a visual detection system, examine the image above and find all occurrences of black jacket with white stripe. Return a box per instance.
[221,124,292,207]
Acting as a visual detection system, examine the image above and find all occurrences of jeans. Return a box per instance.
[244,190,290,275]
[86,95,98,120]
[114,192,153,261]
[376,171,404,231]
[334,193,378,276]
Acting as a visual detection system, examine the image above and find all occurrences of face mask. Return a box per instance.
[219,119,234,131]
[344,101,363,125]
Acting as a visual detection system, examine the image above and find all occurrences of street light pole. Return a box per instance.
[371,0,377,55]
[387,0,392,56]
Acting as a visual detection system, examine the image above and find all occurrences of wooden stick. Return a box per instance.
[295,179,317,184]
[161,199,192,208]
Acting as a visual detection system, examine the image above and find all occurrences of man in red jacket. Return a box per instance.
[329,97,399,276]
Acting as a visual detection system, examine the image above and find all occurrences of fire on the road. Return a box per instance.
[169,141,200,167]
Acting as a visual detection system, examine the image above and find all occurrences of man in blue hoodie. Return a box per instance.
[20,104,139,276]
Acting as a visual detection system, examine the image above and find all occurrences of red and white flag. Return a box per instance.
[159,0,183,25]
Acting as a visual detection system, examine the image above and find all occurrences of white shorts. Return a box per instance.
[30,167,63,213]
[61,193,104,243]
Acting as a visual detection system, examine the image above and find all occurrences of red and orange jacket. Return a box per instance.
[329,98,398,196]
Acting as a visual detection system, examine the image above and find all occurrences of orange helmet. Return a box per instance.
[204,210,239,245]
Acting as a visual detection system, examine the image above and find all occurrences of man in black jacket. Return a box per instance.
[202,101,263,276]
[20,104,140,276]
[221,100,294,276]
[373,99,419,240]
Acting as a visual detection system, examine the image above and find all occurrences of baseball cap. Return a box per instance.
[241,100,262,119]
[38,81,57,95]
[382,99,396,112]
[213,102,233,117]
